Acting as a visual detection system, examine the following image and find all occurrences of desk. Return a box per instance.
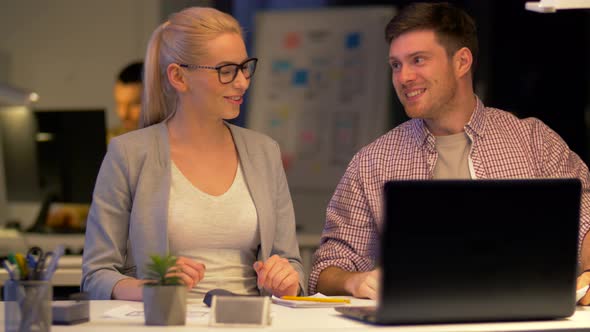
[0,256,83,300]
[0,256,83,287]
[0,268,81,287]
[0,233,321,287]
[2,299,590,331]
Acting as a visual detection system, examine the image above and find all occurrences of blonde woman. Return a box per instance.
[82,7,304,300]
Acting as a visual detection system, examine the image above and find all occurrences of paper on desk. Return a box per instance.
[271,293,350,308]
[102,304,210,322]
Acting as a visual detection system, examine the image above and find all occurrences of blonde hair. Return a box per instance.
[140,7,243,128]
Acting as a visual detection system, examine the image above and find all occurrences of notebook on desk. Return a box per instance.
[336,179,582,325]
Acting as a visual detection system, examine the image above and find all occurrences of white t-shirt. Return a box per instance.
[167,162,260,298]
[433,132,472,179]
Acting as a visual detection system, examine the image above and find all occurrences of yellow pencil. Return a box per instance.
[281,296,350,303]
[14,253,29,280]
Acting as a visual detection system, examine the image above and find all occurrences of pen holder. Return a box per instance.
[4,280,52,332]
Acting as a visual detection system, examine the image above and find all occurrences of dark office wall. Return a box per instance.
[485,1,590,162]
[226,0,590,162]
[329,0,590,163]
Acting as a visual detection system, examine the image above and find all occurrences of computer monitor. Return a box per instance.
[0,106,41,203]
[0,106,39,226]
[0,108,106,215]
[33,109,107,204]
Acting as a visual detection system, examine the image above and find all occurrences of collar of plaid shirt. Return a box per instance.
[410,95,486,149]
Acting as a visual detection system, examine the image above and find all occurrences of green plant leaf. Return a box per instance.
[144,254,183,286]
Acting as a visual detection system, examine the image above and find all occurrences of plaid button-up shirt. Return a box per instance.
[309,97,590,294]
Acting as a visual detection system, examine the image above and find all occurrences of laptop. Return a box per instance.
[336,179,581,325]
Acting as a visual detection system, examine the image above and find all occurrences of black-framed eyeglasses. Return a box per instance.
[179,57,258,84]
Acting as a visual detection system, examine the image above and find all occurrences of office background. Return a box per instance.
[0,0,589,235]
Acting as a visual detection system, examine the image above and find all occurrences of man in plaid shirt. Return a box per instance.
[309,2,590,302]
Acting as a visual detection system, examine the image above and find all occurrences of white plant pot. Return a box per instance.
[142,285,187,326]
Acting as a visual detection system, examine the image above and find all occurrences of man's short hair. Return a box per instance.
[117,61,144,84]
[385,2,478,70]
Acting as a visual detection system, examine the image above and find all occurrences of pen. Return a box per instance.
[43,244,64,281]
[13,253,29,280]
[280,296,351,303]
[2,260,17,280]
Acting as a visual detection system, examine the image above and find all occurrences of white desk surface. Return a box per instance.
[2,298,590,331]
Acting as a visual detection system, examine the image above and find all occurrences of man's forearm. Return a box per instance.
[317,266,354,295]
[317,266,380,299]
[318,266,373,296]
[581,234,590,272]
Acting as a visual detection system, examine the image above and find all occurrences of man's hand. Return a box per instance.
[253,254,300,297]
[344,268,381,299]
[577,271,590,305]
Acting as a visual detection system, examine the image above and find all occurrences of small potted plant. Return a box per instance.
[142,254,187,326]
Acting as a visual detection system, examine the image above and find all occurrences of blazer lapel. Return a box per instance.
[132,123,171,278]
[229,124,273,261]
[155,123,171,254]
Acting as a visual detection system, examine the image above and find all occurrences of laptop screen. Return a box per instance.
[377,179,581,324]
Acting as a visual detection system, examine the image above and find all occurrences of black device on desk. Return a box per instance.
[203,288,238,307]
[336,179,581,325]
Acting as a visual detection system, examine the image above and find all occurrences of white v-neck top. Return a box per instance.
[167,161,260,298]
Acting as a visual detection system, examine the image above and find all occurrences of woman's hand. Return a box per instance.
[253,254,300,297]
[166,256,206,289]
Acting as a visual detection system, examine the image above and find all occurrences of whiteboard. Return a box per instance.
[247,7,395,232]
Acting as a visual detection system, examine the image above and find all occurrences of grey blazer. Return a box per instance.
[81,122,305,299]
